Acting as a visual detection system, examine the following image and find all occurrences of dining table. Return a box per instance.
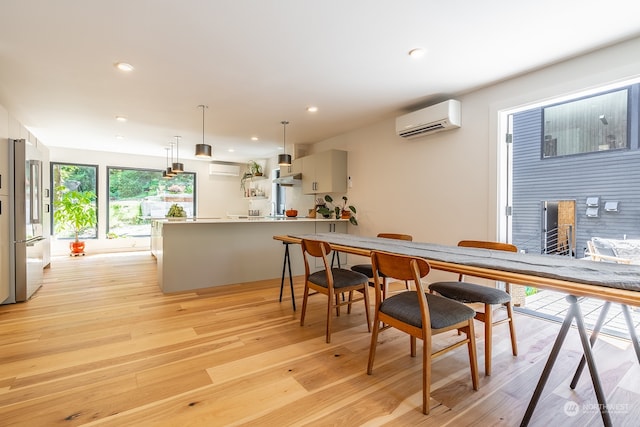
[273,232,640,427]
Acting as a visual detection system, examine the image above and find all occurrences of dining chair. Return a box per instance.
[428,240,518,376]
[300,239,371,343]
[351,233,413,299]
[367,250,479,415]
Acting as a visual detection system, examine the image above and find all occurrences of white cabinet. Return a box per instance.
[302,150,347,194]
[0,195,9,302]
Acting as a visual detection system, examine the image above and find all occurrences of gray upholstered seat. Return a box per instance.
[380,291,476,330]
[309,269,369,288]
[429,281,511,305]
[351,264,379,278]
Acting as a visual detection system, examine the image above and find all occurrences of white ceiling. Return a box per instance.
[1,0,639,163]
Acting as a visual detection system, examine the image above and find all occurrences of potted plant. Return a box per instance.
[316,195,358,225]
[166,203,187,220]
[248,160,263,176]
[53,188,97,255]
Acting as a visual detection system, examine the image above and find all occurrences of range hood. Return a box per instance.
[273,173,302,186]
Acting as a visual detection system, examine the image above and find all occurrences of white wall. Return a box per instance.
[304,36,640,278]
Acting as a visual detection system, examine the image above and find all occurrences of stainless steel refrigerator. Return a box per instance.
[6,138,46,303]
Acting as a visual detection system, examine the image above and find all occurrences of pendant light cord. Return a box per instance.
[281,120,289,151]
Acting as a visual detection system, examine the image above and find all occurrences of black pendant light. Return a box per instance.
[162,147,174,179]
[278,120,291,166]
[171,136,184,173]
[195,104,213,158]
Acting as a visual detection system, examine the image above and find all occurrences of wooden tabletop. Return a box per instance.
[274,233,640,307]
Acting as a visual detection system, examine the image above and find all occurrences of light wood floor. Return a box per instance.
[0,252,638,426]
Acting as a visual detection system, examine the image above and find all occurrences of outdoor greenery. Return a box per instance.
[52,163,196,238]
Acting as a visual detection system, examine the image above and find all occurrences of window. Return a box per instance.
[542,88,629,158]
[107,167,196,237]
[51,162,98,239]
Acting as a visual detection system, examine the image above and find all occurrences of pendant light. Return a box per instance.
[195,104,213,158]
[278,120,291,166]
[162,146,174,179]
[171,136,184,173]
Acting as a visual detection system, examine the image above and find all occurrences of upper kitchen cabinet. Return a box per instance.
[301,150,347,194]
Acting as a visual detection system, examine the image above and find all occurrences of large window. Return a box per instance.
[542,88,629,158]
[107,167,195,237]
[51,162,98,239]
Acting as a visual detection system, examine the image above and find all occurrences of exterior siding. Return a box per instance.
[512,92,640,256]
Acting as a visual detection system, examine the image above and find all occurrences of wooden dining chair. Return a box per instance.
[351,233,413,299]
[428,240,518,376]
[300,239,371,343]
[367,250,479,415]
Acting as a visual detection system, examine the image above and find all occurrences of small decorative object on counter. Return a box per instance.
[166,203,187,220]
[286,209,298,217]
[316,195,358,225]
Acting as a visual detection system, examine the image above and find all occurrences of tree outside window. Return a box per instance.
[51,163,98,239]
[107,167,195,237]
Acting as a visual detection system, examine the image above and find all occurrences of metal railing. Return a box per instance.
[543,224,574,257]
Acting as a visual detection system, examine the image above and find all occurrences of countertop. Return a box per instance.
[156,216,348,224]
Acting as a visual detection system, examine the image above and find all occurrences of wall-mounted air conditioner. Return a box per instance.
[395,99,461,139]
[209,163,241,176]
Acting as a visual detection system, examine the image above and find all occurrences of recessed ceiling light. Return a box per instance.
[251,136,259,141]
[115,62,134,72]
[115,116,127,122]
[306,106,318,113]
[115,135,124,140]
[408,48,425,58]
[228,148,235,152]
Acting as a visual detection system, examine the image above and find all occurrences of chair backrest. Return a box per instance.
[371,251,431,324]
[377,233,413,241]
[458,240,517,252]
[457,240,517,281]
[301,239,333,281]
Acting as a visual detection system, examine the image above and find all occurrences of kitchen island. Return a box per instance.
[151,217,347,293]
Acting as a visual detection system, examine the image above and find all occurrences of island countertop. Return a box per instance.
[158,216,348,224]
[151,218,348,293]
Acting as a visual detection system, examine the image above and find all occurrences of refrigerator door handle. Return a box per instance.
[17,236,46,246]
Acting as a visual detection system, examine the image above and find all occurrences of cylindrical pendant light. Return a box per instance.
[195,104,213,158]
[162,147,174,179]
[171,136,184,173]
[278,120,291,166]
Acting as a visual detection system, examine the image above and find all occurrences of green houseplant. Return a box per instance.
[53,188,97,255]
[166,203,187,219]
[317,195,358,225]
[248,160,263,176]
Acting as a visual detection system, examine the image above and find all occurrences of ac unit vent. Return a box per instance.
[396,99,461,139]
[209,163,241,176]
